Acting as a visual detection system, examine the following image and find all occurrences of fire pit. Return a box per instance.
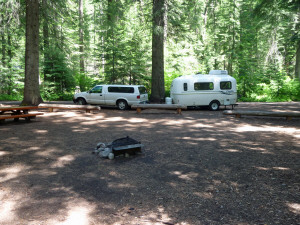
[94,136,143,159]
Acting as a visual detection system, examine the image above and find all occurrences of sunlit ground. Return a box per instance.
[0,102,299,224]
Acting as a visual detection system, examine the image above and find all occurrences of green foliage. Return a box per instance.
[41,88,74,101]
[0,94,22,101]
[164,71,182,97]
[41,47,76,100]
[239,76,300,102]
[73,72,94,92]
[1,0,299,103]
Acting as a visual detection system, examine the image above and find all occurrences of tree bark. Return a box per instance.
[295,8,300,80]
[79,0,84,73]
[7,31,12,95]
[107,0,117,83]
[42,0,50,82]
[295,40,300,80]
[22,0,43,106]
[151,0,165,103]
[1,14,6,67]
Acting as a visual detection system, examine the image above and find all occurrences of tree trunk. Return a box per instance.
[7,31,12,95]
[227,0,236,75]
[151,0,165,103]
[106,0,117,83]
[1,14,6,67]
[1,34,5,66]
[295,40,300,80]
[295,8,300,80]
[79,0,84,74]
[22,0,43,106]
[42,0,50,82]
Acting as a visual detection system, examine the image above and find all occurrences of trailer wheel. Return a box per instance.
[209,100,220,111]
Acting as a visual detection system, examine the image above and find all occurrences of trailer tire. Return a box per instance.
[209,100,220,111]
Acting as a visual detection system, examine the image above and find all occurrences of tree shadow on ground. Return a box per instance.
[0,102,299,224]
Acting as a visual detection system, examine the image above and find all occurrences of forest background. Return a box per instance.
[0,0,300,103]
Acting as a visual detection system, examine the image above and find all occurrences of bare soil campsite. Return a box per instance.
[0,102,299,225]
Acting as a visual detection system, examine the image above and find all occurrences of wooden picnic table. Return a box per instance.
[38,103,101,113]
[0,106,43,123]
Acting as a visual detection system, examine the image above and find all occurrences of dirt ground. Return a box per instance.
[0,102,299,225]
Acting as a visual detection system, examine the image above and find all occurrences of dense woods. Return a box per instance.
[0,0,299,103]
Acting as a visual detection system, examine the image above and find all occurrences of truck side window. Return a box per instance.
[220,81,232,90]
[183,83,188,91]
[194,82,214,90]
[108,87,134,93]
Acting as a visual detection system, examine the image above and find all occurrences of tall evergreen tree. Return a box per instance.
[22,0,43,105]
[255,0,300,80]
[42,0,49,82]
[294,9,300,80]
[238,0,259,97]
[151,0,165,102]
[79,0,84,74]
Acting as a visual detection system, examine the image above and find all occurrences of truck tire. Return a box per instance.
[117,100,128,110]
[77,98,87,105]
[209,100,220,111]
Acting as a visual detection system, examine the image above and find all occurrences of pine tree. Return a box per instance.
[22,0,43,105]
[151,0,165,102]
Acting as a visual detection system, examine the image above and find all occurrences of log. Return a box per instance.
[131,104,187,110]
[131,104,187,114]
[223,110,300,120]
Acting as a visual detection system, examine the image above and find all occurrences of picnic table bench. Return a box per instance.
[38,103,101,113]
[0,106,43,123]
[131,104,187,114]
[223,110,300,120]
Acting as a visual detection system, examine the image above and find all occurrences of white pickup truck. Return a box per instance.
[73,84,148,110]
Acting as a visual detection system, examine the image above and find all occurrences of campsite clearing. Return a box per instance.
[0,102,299,225]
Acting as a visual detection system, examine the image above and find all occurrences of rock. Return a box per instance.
[97,142,106,149]
[99,147,112,158]
[108,153,114,160]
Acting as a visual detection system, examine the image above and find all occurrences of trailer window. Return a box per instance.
[220,81,232,90]
[183,83,188,91]
[194,82,214,90]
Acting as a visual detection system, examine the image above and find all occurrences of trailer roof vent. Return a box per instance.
[209,70,228,75]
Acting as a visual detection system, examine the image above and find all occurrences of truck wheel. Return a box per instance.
[117,100,128,110]
[209,100,220,111]
[77,98,87,105]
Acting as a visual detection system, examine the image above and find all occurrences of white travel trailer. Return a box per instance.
[170,70,237,111]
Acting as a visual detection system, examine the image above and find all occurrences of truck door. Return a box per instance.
[87,86,105,104]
